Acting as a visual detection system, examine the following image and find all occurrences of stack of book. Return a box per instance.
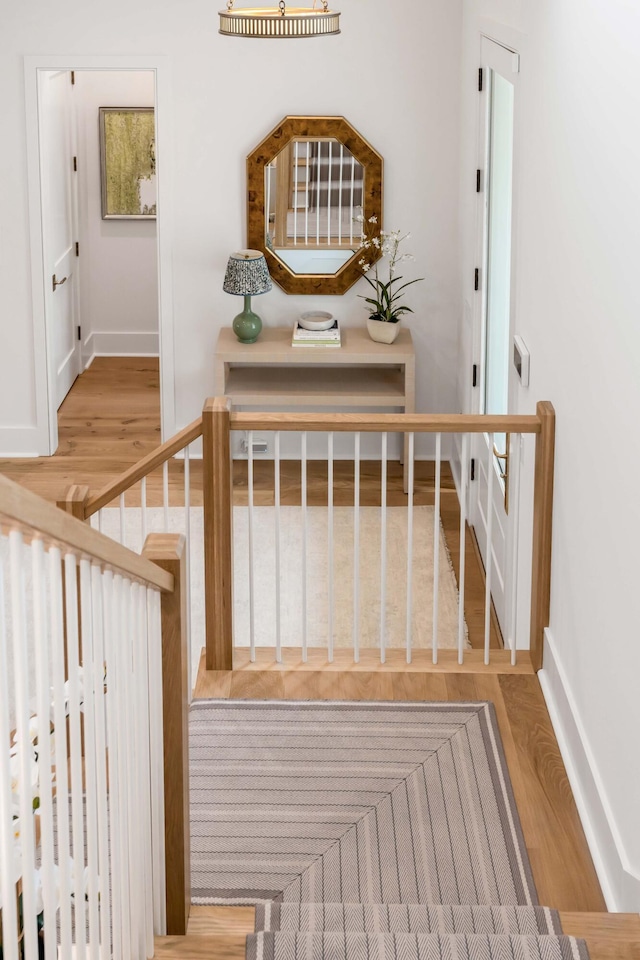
[291,320,341,348]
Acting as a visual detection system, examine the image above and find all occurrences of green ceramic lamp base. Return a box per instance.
[232,296,263,344]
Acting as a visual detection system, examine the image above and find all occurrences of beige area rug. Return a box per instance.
[233,506,468,651]
[96,505,468,671]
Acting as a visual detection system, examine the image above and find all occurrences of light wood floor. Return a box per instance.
[1,360,635,960]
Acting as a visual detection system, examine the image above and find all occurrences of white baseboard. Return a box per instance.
[0,426,42,457]
[539,627,640,911]
[83,331,159,360]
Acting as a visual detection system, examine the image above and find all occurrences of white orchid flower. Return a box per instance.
[368,215,378,224]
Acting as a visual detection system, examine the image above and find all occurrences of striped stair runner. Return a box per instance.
[254,903,564,935]
[190,701,591,959]
[247,932,591,960]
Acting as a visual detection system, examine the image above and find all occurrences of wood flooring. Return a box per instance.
[1,359,632,960]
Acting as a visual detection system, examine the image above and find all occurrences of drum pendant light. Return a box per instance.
[219,0,341,39]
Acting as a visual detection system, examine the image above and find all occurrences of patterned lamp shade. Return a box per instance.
[223,250,272,296]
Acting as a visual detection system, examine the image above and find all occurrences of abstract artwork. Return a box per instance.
[99,107,156,219]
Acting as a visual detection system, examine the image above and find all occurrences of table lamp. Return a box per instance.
[223,249,272,344]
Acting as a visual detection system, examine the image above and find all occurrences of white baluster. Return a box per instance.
[0,538,19,960]
[349,154,355,245]
[90,564,112,959]
[103,570,124,960]
[380,432,388,663]
[432,433,442,664]
[353,432,361,663]
[338,142,344,246]
[275,432,282,662]
[98,508,104,534]
[49,547,74,957]
[113,574,132,958]
[79,559,101,959]
[9,532,38,960]
[327,139,332,245]
[141,474,147,546]
[327,433,334,662]
[147,588,166,934]
[406,434,415,663]
[293,139,299,245]
[484,434,495,665]
[304,142,309,246]
[458,433,469,664]
[316,142,321,245]
[119,492,126,546]
[32,539,57,960]
[301,432,308,662]
[64,551,88,960]
[163,460,170,529]
[248,430,256,661]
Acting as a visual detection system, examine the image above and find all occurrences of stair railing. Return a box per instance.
[61,399,555,676]
[0,473,191,960]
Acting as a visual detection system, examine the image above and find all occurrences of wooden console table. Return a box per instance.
[214,325,415,489]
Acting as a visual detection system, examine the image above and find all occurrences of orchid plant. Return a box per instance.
[356,216,424,323]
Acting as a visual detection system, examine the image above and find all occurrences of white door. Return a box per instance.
[471,38,520,639]
[40,70,81,409]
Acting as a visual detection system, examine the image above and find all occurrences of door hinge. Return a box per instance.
[472,363,478,388]
[73,156,77,172]
[476,169,481,193]
[77,325,81,341]
[75,241,79,257]
[478,67,484,92]
[474,268,479,291]
[471,458,476,482]
[70,70,75,86]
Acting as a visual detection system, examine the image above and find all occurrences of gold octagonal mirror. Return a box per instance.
[247,116,383,295]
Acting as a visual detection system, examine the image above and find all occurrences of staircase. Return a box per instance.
[249,904,589,960]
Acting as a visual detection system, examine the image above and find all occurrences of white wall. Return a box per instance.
[0,0,463,455]
[75,71,158,364]
[459,0,640,910]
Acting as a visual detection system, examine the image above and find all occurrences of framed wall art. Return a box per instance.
[99,107,156,219]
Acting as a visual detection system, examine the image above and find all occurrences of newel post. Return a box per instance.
[57,484,90,521]
[529,401,556,672]
[142,533,190,936]
[202,397,234,671]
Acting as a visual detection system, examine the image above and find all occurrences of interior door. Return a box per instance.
[471,38,520,638]
[40,70,81,409]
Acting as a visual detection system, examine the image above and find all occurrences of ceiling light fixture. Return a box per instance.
[219,0,340,39]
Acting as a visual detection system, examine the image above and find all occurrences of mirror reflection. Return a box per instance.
[265,138,365,275]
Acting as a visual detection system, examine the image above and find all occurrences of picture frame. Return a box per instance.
[99,107,156,220]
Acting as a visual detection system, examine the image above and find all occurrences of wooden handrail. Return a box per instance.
[85,417,203,517]
[0,474,173,592]
[230,411,542,433]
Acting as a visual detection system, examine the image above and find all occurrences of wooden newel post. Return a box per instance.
[202,397,234,671]
[57,484,90,521]
[529,401,556,672]
[142,533,190,936]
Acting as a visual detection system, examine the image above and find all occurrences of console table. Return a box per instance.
[214,325,415,489]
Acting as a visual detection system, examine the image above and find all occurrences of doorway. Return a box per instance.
[470,37,520,642]
[24,56,176,455]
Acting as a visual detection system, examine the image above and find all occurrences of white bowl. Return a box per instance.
[298,311,335,331]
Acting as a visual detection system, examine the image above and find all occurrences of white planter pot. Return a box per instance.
[366,317,401,344]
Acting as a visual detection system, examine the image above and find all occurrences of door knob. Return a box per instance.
[52,274,67,292]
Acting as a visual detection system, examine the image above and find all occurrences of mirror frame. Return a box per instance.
[247,116,383,295]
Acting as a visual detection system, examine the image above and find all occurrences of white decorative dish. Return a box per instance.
[298,311,335,331]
